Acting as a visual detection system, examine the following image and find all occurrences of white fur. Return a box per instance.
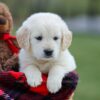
[16,12,76,93]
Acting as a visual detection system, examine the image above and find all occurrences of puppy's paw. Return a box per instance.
[26,72,42,87]
[47,77,62,93]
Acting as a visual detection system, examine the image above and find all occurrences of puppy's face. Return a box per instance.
[17,13,72,61]
[30,25,62,61]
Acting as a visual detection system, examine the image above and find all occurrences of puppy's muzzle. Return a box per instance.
[44,49,53,57]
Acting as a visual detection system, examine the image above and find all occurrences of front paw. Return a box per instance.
[47,77,62,93]
[26,72,42,87]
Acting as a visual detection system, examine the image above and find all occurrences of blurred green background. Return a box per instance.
[0,0,100,100]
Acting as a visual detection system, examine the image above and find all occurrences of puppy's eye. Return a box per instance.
[35,36,42,41]
[53,36,59,40]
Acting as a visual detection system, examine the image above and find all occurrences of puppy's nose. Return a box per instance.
[44,49,53,57]
[0,17,6,25]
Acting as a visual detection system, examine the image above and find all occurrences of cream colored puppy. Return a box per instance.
[16,13,76,93]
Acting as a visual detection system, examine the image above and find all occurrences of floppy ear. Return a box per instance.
[61,29,72,51]
[16,26,30,51]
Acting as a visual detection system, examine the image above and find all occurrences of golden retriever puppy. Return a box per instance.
[16,13,76,93]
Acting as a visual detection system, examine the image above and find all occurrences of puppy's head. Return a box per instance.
[16,13,72,61]
[0,2,13,33]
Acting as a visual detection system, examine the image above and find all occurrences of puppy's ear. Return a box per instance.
[16,26,30,51]
[61,29,72,51]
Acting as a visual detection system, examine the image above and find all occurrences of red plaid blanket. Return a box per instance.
[0,71,78,100]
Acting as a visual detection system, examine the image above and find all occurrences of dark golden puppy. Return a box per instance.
[0,2,19,71]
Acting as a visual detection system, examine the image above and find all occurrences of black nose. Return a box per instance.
[44,49,53,57]
[0,17,6,25]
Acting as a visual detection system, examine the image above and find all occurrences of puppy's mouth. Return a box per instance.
[34,55,57,62]
[34,55,54,61]
[37,55,54,61]
[41,55,54,61]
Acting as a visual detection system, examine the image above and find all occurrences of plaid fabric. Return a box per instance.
[0,71,78,100]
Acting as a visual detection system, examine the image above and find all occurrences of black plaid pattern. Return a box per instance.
[0,71,78,100]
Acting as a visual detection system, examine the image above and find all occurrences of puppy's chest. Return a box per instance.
[36,62,52,73]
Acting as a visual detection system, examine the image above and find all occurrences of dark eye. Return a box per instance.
[53,36,59,40]
[35,36,43,41]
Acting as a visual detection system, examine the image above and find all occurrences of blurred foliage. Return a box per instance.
[0,0,100,25]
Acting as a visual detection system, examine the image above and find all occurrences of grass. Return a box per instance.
[69,34,100,100]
